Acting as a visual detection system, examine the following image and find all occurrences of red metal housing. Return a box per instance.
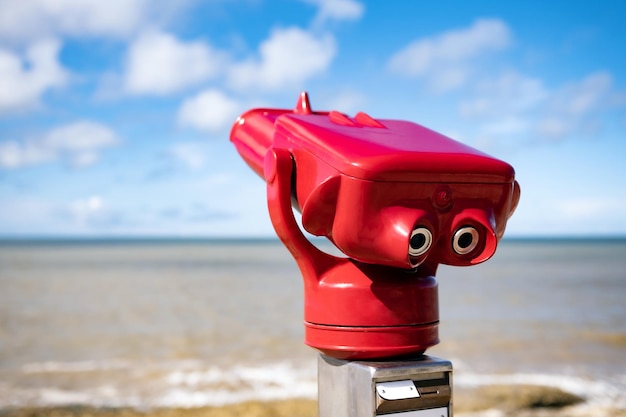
[230,92,520,359]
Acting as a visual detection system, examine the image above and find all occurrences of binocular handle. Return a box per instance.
[264,147,339,281]
[264,147,440,359]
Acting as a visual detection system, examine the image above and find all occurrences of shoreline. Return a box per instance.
[2,384,624,417]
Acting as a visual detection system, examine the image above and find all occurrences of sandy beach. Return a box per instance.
[3,384,623,417]
[1,240,625,415]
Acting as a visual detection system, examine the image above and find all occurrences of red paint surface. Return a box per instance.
[230,93,520,359]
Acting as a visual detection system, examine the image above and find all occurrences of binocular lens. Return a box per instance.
[452,226,479,255]
[409,227,432,257]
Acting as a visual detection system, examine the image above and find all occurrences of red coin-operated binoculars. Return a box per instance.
[230,92,520,417]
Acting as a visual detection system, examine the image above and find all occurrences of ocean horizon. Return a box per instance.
[1,234,626,245]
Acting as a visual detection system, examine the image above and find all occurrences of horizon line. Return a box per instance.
[1,235,625,244]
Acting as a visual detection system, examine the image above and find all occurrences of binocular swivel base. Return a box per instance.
[318,354,453,417]
[305,321,439,360]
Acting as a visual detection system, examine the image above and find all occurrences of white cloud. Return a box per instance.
[323,90,367,114]
[228,27,337,91]
[60,195,128,229]
[460,72,548,118]
[178,89,241,132]
[123,29,224,95]
[460,70,620,144]
[168,143,207,170]
[0,0,177,43]
[204,172,233,187]
[0,121,120,169]
[45,121,121,166]
[539,71,618,140]
[70,195,104,223]
[542,71,613,128]
[302,0,364,25]
[458,71,548,142]
[0,39,69,113]
[482,117,529,136]
[0,0,143,41]
[535,118,569,139]
[388,18,511,92]
[0,141,53,169]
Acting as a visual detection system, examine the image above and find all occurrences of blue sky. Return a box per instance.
[0,0,625,238]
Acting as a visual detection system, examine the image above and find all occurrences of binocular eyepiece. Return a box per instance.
[409,227,431,257]
[230,92,520,359]
[407,221,491,269]
[453,226,479,254]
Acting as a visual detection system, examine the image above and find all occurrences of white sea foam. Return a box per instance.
[38,389,99,405]
[5,358,626,410]
[22,359,133,374]
[456,372,626,409]
[160,361,317,406]
[4,359,317,408]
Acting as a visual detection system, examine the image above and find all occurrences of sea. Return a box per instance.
[0,238,625,413]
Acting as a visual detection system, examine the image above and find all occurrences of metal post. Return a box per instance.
[318,355,453,417]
